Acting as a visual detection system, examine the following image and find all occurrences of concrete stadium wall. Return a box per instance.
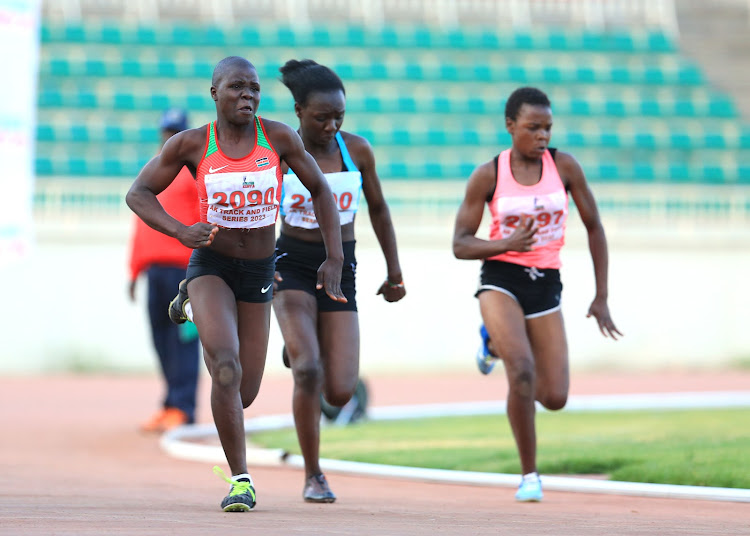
[3,206,749,377]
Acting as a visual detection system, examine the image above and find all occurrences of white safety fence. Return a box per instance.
[42,0,679,32]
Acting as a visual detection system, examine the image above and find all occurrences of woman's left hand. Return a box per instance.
[587,296,623,339]
[376,279,406,302]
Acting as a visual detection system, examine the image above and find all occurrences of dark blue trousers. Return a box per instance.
[146,265,200,423]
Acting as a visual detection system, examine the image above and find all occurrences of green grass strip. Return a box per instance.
[251,408,750,489]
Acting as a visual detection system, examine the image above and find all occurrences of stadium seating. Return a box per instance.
[36,21,750,183]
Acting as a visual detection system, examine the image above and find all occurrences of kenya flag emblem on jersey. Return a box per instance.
[255,157,270,167]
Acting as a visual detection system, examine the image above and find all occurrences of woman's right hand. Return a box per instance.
[503,217,538,252]
[178,223,219,249]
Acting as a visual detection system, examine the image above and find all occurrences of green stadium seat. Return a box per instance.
[63,24,86,42]
[647,32,674,52]
[669,133,692,149]
[135,27,157,45]
[598,163,621,179]
[564,132,586,147]
[576,67,595,83]
[49,59,69,76]
[461,130,480,145]
[122,60,141,76]
[37,124,54,142]
[568,99,590,115]
[513,33,533,49]
[668,163,690,181]
[240,27,261,46]
[702,165,725,183]
[114,93,135,110]
[640,100,661,116]
[643,68,665,84]
[610,67,631,84]
[69,158,88,175]
[704,133,726,149]
[708,98,735,117]
[103,159,122,175]
[674,100,696,116]
[36,157,53,175]
[604,101,626,116]
[678,66,702,85]
[204,26,226,46]
[414,27,432,47]
[100,24,121,44]
[38,89,62,107]
[542,67,562,83]
[632,163,655,181]
[346,26,365,46]
[104,126,123,143]
[739,129,750,149]
[634,134,656,149]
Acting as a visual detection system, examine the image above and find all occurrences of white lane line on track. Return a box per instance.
[161,391,750,503]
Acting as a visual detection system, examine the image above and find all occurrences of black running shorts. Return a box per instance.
[186,247,275,303]
[476,260,563,318]
[275,233,357,312]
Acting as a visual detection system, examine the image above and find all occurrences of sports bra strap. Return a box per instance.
[336,132,358,172]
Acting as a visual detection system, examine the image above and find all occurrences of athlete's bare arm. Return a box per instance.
[556,150,622,339]
[345,132,405,302]
[126,127,218,249]
[265,119,346,302]
[452,160,537,260]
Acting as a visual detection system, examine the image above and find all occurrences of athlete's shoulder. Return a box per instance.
[338,130,371,149]
[550,148,582,174]
[258,117,295,139]
[172,125,208,151]
[161,125,208,164]
[339,130,374,164]
[473,157,497,178]
[258,117,298,155]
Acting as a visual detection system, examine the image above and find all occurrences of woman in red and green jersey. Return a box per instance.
[126,56,346,513]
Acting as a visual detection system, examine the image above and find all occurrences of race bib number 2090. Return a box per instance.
[205,167,279,229]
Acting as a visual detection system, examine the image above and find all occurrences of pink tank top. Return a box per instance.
[487,148,569,269]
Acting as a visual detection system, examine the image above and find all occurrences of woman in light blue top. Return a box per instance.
[274,59,406,503]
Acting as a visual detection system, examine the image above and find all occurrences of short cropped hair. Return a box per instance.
[505,87,551,120]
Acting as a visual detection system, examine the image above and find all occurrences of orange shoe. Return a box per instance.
[139,408,168,433]
[159,407,190,431]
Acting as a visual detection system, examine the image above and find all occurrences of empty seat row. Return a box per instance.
[37,88,736,118]
[36,122,750,151]
[39,57,703,86]
[34,155,750,184]
[41,23,676,53]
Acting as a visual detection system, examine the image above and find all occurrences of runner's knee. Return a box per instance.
[293,361,323,394]
[507,357,535,399]
[323,383,356,407]
[207,352,241,389]
[537,389,568,411]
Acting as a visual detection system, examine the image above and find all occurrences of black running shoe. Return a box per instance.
[214,466,256,512]
[167,279,189,325]
[303,473,336,503]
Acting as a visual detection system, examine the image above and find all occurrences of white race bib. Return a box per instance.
[280,171,362,229]
[205,167,279,229]
[495,190,568,247]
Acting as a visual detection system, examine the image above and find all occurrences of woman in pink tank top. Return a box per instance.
[453,87,622,502]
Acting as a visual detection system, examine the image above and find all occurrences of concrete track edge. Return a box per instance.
[161,391,750,503]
